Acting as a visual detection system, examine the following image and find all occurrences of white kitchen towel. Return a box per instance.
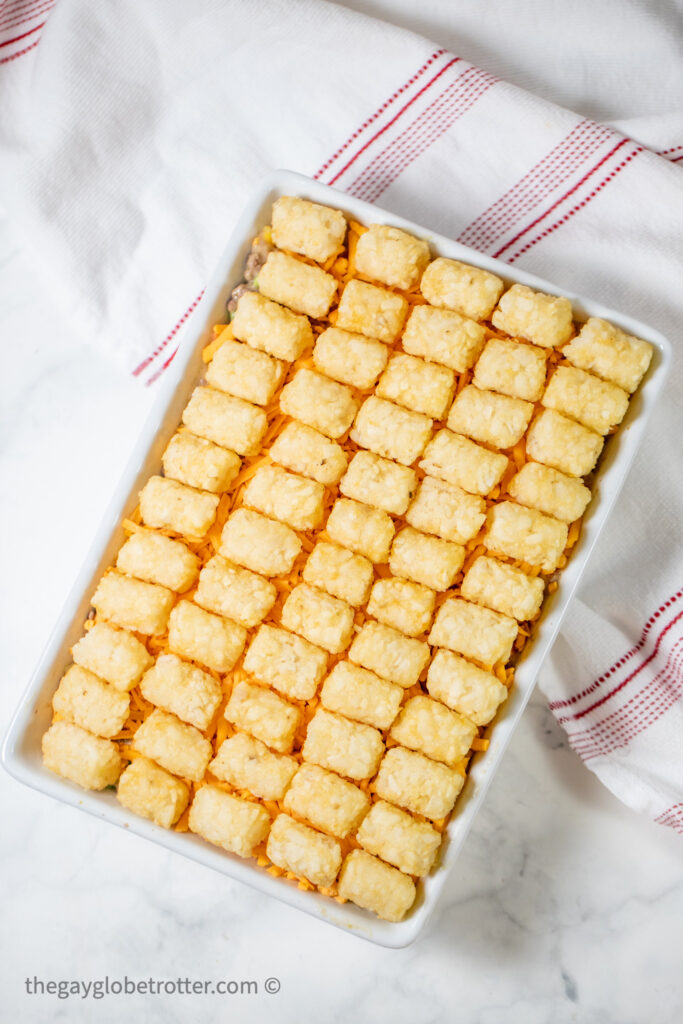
[1,0,682,831]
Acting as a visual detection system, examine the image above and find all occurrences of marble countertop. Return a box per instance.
[1,214,682,1024]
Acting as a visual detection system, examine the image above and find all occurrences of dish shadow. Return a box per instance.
[415,692,617,961]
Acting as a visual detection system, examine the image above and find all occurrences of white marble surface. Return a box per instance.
[2,3,683,1012]
[2,210,683,1024]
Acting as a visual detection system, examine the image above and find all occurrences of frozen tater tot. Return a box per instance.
[389,526,465,592]
[266,813,342,887]
[283,763,370,838]
[42,721,122,791]
[420,257,504,321]
[313,327,388,389]
[271,195,347,263]
[320,661,403,731]
[280,368,359,439]
[52,665,130,739]
[483,501,569,573]
[542,365,629,435]
[281,584,355,654]
[194,556,276,629]
[224,680,301,754]
[116,530,200,593]
[325,498,395,563]
[188,785,271,858]
[473,336,547,402]
[525,408,604,478]
[140,653,223,732]
[219,508,302,577]
[354,223,431,291]
[232,291,313,361]
[426,650,508,727]
[507,461,591,523]
[340,450,417,516]
[138,476,219,538]
[91,571,175,636]
[405,476,486,545]
[447,385,533,450]
[390,694,478,767]
[429,597,518,667]
[117,757,190,829]
[491,283,573,348]
[162,431,241,494]
[206,336,285,406]
[302,709,384,781]
[350,396,432,467]
[243,624,328,702]
[302,540,373,608]
[376,352,455,420]
[132,708,213,783]
[336,279,408,343]
[182,386,267,456]
[168,600,246,674]
[460,555,545,621]
[242,465,325,532]
[356,800,441,877]
[71,622,152,692]
[258,250,337,319]
[348,622,430,689]
[366,577,436,638]
[419,429,508,496]
[269,421,348,486]
[374,746,464,820]
[210,733,298,802]
[337,850,416,922]
[402,304,486,372]
[562,317,653,393]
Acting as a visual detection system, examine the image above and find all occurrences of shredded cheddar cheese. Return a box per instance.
[101,248,591,899]
[41,195,645,927]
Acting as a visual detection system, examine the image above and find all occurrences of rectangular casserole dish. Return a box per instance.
[2,169,671,947]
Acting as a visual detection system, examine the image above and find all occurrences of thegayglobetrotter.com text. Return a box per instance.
[24,976,281,999]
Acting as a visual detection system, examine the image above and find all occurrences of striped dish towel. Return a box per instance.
[1,0,681,831]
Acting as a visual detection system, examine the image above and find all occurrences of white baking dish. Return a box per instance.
[2,170,672,948]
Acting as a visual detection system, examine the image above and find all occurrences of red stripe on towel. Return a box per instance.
[0,1,53,33]
[458,121,613,251]
[132,291,204,377]
[557,609,683,725]
[0,34,39,63]
[0,0,48,30]
[657,145,683,160]
[655,804,683,833]
[491,138,629,259]
[570,636,683,758]
[347,67,496,203]
[137,54,461,380]
[325,57,462,187]
[0,2,53,33]
[314,49,446,180]
[549,590,683,711]
[0,21,44,48]
[145,347,180,387]
[507,144,643,262]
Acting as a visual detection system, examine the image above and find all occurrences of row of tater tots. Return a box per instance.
[42,194,653,922]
